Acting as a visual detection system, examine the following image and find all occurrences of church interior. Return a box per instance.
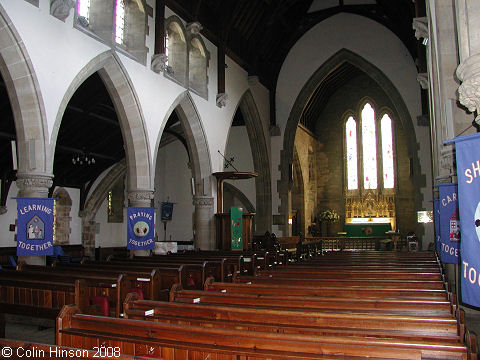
[1,0,480,358]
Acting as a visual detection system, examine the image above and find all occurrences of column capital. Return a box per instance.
[412,17,428,41]
[127,189,154,207]
[16,173,53,197]
[192,195,214,208]
[456,53,480,114]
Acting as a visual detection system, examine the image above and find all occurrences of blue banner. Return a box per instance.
[437,183,459,264]
[16,198,54,256]
[161,202,174,221]
[446,133,480,307]
[433,199,441,252]
[127,207,155,250]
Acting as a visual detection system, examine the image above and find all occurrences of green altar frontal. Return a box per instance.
[343,223,392,237]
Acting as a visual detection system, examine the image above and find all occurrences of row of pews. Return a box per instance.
[1,249,478,359]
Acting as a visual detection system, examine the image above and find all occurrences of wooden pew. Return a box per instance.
[107,257,226,283]
[233,273,447,290]
[57,304,425,360]
[124,293,467,356]
[169,286,454,316]
[204,279,449,300]
[103,259,212,289]
[0,269,128,317]
[48,262,184,300]
[256,268,444,281]
[0,338,153,360]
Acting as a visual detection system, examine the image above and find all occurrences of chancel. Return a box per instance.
[0,0,479,359]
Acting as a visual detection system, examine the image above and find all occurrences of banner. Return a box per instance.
[16,197,54,256]
[446,133,480,307]
[437,183,460,264]
[230,206,243,250]
[127,207,155,250]
[161,202,174,221]
[433,199,441,252]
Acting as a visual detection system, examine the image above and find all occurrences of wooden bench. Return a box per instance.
[123,293,470,358]
[107,257,227,283]
[48,262,184,300]
[170,286,454,316]
[256,268,444,281]
[0,338,153,360]
[0,269,128,317]
[233,273,446,290]
[205,279,449,300]
[57,304,426,360]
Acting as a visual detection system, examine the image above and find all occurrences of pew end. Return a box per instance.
[465,329,478,360]
[56,304,81,346]
[169,282,183,302]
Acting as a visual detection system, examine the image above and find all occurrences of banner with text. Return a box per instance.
[127,207,155,250]
[446,133,480,307]
[433,199,441,252]
[230,206,243,250]
[437,183,460,264]
[16,197,54,256]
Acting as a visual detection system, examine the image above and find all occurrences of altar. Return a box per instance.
[343,223,392,237]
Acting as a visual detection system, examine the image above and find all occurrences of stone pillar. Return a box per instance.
[16,173,54,266]
[128,189,154,256]
[193,195,214,250]
[80,210,99,260]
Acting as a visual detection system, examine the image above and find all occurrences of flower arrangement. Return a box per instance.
[319,209,340,222]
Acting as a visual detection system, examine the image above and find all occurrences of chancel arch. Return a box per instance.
[281,49,423,237]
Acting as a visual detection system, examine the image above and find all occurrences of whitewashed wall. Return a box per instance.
[154,140,194,242]
[224,126,255,208]
[0,0,270,248]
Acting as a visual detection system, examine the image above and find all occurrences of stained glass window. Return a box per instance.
[115,0,126,45]
[361,103,377,189]
[346,116,358,190]
[77,0,91,20]
[381,114,394,188]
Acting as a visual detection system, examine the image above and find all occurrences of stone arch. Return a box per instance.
[154,91,213,249]
[238,90,272,234]
[50,50,152,193]
[52,187,72,245]
[0,5,49,179]
[223,182,256,214]
[81,160,127,257]
[279,48,423,234]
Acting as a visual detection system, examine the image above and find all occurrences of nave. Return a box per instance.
[1,249,478,359]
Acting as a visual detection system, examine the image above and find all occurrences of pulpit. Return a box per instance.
[213,171,258,251]
[215,212,255,250]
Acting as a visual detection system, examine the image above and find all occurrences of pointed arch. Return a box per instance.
[153,91,214,249]
[0,5,48,176]
[279,48,423,234]
[50,50,152,193]
[238,90,272,233]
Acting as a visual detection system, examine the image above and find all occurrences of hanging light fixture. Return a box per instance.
[72,151,95,166]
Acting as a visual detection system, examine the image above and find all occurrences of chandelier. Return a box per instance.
[72,152,95,165]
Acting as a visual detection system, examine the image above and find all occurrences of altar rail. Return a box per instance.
[277,236,401,253]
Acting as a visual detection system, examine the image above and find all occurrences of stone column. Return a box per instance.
[80,209,99,260]
[193,195,214,250]
[16,173,54,266]
[128,189,154,256]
